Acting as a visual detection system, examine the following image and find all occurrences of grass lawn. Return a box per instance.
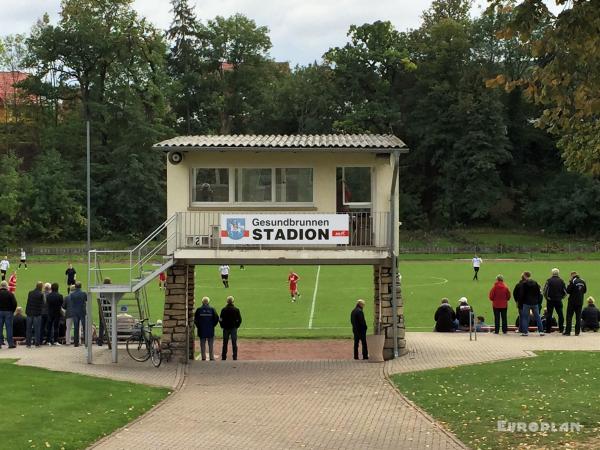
[0,359,168,449]
[6,258,600,337]
[392,351,600,449]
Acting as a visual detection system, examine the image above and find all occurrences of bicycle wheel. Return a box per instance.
[126,333,151,362]
[150,337,162,368]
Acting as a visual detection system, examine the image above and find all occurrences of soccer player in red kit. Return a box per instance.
[288,271,300,302]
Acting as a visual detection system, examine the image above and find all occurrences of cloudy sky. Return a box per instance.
[1,0,561,65]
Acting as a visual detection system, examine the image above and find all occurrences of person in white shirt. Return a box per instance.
[18,248,27,269]
[219,265,230,288]
[472,255,482,281]
[0,257,9,281]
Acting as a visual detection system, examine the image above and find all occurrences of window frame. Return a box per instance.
[190,166,315,207]
[339,166,373,208]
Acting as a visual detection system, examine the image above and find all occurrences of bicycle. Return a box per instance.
[126,318,162,367]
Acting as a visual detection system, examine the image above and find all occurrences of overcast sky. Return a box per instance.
[1,0,562,66]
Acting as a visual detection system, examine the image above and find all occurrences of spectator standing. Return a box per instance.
[12,307,26,340]
[543,268,567,333]
[519,272,544,336]
[64,291,74,345]
[194,297,219,361]
[26,282,44,347]
[41,283,51,344]
[350,299,369,360]
[489,275,511,334]
[68,282,87,346]
[565,271,587,336]
[472,255,482,281]
[0,280,17,348]
[46,283,64,346]
[434,298,456,332]
[219,296,242,360]
[8,271,17,294]
[581,297,600,332]
[18,248,27,269]
[513,273,527,333]
[0,256,9,281]
[65,263,77,293]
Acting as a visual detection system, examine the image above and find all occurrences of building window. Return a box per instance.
[337,167,371,207]
[192,168,229,202]
[235,168,272,202]
[276,168,313,203]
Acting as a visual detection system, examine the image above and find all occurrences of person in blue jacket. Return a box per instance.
[194,296,219,361]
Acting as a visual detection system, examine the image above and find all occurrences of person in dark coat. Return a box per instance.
[581,297,600,332]
[0,280,18,348]
[12,307,26,339]
[455,297,472,330]
[219,296,242,360]
[350,299,368,360]
[543,268,567,333]
[46,283,64,345]
[434,298,456,332]
[67,282,87,346]
[194,296,219,361]
[513,273,527,333]
[565,271,587,336]
[519,271,544,336]
[26,282,45,347]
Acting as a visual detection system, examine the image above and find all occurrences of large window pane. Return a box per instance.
[235,168,272,202]
[338,167,371,204]
[276,168,313,202]
[193,168,229,202]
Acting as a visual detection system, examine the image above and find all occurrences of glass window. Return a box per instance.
[235,168,272,202]
[276,168,313,203]
[337,167,371,205]
[193,168,229,202]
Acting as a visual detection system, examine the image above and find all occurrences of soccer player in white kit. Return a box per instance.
[219,265,230,288]
[472,255,482,280]
[18,248,27,269]
[0,256,9,281]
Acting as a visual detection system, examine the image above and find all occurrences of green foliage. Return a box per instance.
[0,152,21,245]
[490,0,600,175]
[0,359,168,450]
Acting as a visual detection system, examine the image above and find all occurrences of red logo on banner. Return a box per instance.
[332,230,349,237]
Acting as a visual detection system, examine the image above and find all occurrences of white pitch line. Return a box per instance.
[308,265,321,329]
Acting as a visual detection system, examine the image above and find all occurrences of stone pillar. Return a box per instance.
[373,259,407,360]
[162,263,195,363]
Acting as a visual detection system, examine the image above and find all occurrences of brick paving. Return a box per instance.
[3,332,598,449]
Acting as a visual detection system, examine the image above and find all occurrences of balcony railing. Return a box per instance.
[172,211,390,251]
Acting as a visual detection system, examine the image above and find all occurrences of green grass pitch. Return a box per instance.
[6,259,599,338]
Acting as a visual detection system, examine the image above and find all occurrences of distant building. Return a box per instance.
[0,71,29,123]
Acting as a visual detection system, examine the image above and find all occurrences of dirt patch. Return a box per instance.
[197,338,354,361]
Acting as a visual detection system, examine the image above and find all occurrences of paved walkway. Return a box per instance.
[2,332,598,449]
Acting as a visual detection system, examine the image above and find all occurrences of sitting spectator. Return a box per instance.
[582,297,600,332]
[475,316,488,332]
[434,298,456,332]
[13,307,26,339]
[542,308,558,330]
[456,297,473,330]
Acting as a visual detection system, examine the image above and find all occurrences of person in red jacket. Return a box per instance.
[8,271,17,294]
[489,274,511,334]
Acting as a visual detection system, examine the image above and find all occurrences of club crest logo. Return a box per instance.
[226,218,246,240]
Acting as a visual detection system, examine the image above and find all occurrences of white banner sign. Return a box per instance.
[220,214,349,245]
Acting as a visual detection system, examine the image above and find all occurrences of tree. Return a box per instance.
[0,152,21,245]
[324,21,415,133]
[489,0,600,174]
[167,0,202,134]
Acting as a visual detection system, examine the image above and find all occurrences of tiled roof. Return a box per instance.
[0,71,29,102]
[154,134,407,152]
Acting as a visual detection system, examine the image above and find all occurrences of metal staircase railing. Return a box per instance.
[88,214,177,293]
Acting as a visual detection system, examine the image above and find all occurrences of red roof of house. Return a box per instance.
[0,71,29,102]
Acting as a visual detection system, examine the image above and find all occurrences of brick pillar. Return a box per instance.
[162,263,195,363]
[374,259,407,360]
